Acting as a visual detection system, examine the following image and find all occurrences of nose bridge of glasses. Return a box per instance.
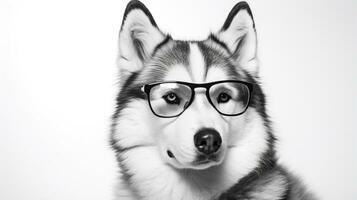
[190,87,212,112]
[194,87,206,94]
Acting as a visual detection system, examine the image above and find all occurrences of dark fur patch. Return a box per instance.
[208,34,231,54]
[218,165,316,200]
[280,167,317,200]
[197,41,238,79]
[154,40,190,67]
[113,73,145,119]
[152,35,172,57]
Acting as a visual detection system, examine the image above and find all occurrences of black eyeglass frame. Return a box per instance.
[141,80,253,118]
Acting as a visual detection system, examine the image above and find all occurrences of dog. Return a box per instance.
[111,1,316,199]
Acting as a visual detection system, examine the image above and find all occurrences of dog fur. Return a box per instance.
[110,1,316,199]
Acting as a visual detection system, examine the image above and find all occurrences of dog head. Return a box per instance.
[112,0,272,174]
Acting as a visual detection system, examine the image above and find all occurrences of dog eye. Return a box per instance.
[217,92,231,103]
[163,92,181,104]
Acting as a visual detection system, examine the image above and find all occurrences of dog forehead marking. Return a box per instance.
[189,43,206,82]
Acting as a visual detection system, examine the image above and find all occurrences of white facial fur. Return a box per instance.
[113,105,268,200]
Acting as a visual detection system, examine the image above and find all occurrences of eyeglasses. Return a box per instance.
[141,80,253,118]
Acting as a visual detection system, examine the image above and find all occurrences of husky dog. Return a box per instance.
[111,1,316,199]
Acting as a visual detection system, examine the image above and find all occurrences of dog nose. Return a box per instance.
[194,128,222,155]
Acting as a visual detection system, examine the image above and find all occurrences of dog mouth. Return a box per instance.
[192,153,221,165]
[166,149,223,169]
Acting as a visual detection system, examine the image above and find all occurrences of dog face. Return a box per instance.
[112,1,270,174]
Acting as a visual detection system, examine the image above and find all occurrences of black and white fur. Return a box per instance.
[111,1,316,199]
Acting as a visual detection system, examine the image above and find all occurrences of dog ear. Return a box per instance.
[216,2,258,75]
[118,0,165,80]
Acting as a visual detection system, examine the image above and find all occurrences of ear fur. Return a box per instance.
[216,2,258,75]
[118,0,165,81]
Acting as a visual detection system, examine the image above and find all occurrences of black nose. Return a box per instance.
[194,128,222,155]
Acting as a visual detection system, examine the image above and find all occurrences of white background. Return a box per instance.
[1,0,356,199]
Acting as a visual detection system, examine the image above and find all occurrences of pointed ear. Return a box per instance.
[217,2,258,75]
[118,0,165,79]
